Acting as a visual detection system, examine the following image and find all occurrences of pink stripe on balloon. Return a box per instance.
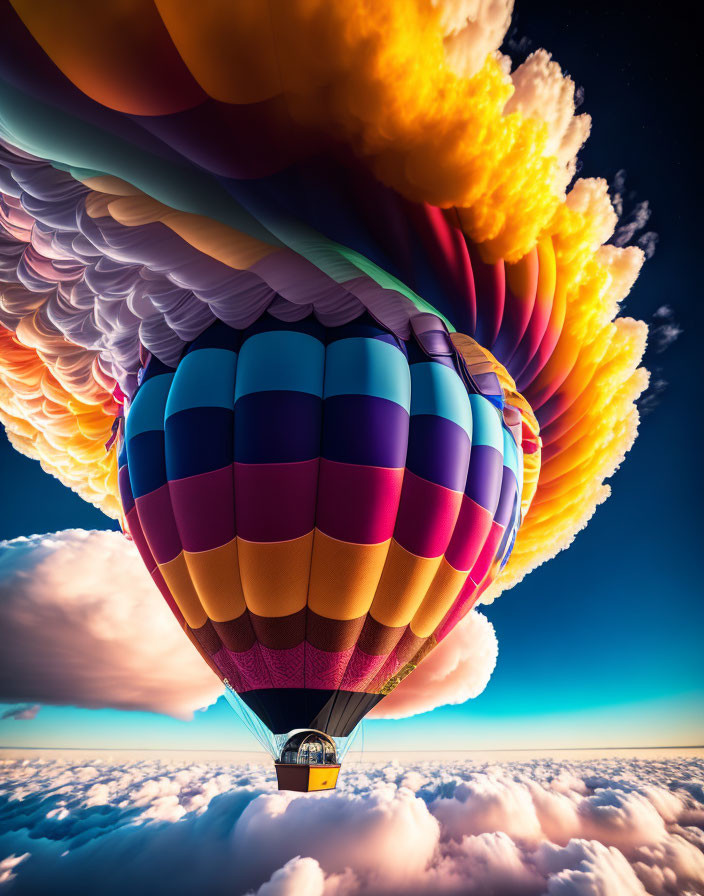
[169,465,235,551]
[340,647,388,692]
[469,520,505,586]
[125,506,157,573]
[234,459,319,542]
[304,643,356,690]
[258,643,305,688]
[135,484,182,564]
[445,494,494,572]
[214,644,272,691]
[316,459,404,544]
[394,470,463,558]
[435,574,480,643]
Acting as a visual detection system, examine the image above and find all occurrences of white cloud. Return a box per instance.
[369,611,498,720]
[0,754,702,895]
[250,857,326,896]
[535,839,648,895]
[0,530,221,719]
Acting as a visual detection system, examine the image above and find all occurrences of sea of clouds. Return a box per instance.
[1,754,703,895]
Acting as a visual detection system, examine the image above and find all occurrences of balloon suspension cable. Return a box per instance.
[222,682,279,759]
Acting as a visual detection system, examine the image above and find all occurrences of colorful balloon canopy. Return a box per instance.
[120,311,532,735]
[0,2,648,748]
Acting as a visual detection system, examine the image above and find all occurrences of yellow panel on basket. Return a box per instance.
[308,765,340,791]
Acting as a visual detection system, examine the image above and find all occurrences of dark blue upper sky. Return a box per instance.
[0,0,701,750]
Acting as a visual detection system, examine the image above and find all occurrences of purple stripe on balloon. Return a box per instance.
[118,464,135,515]
[234,459,319,542]
[444,494,494,572]
[134,484,182,565]
[405,414,471,492]
[316,459,404,544]
[304,644,356,690]
[465,445,504,511]
[394,470,463,558]
[494,468,518,528]
[168,464,235,552]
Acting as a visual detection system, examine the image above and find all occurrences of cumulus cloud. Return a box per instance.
[437,0,515,79]
[0,530,221,719]
[505,50,591,192]
[369,611,498,720]
[1,754,703,895]
[0,704,40,720]
[0,529,498,724]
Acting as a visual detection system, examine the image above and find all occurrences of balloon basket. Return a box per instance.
[274,762,340,792]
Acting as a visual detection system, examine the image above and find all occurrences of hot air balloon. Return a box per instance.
[0,2,647,789]
[117,304,537,789]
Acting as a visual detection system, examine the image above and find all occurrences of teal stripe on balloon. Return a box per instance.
[410,362,472,439]
[324,338,411,412]
[502,427,520,479]
[235,330,325,400]
[467,394,504,453]
[165,349,237,419]
[125,374,174,440]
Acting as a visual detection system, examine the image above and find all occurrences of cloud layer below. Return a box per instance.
[1,754,702,895]
[0,530,497,722]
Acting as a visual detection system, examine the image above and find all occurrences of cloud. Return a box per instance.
[650,305,682,354]
[369,611,498,719]
[0,530,221,719]
[0,704,40,720]
[0,530,497,724]
[250,857,326,896]
[609,169,659,258]
[1,754,703,895]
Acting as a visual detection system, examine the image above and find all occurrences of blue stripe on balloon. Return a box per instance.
[410,362,472,440]
[468,394,503,453]
[235,391,321,464]
[165,348,237,419]
[125,373,174,441]
[324,337,411,412]
[126,430,167,498]
[502,428,520,480]
[165,407,234,480]
[235,331,325,400]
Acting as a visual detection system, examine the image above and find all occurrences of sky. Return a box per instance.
[0,0,702,754]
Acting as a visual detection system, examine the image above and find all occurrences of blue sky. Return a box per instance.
[1,3,703,752]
